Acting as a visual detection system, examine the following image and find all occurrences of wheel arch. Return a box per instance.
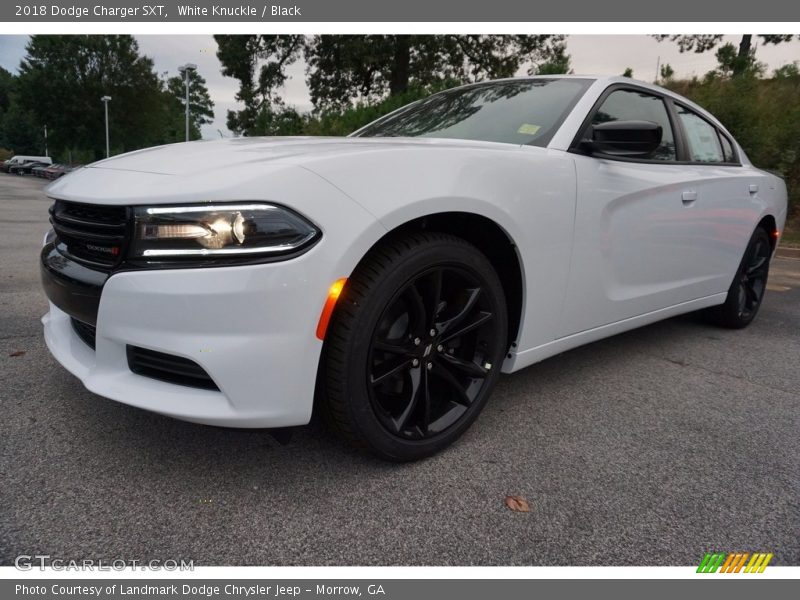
[346,211,525,353]
[757,214,778,251]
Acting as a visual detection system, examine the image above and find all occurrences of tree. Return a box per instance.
[659,63,675,82]
[252,104,306,136]
[214,34,304,134]
[16,35,168,160]
[1,101,42,154]
[708,43,765,79]
[304,35,566,111]
[215,34,569,132]
[532,37,572,75]
[0,66,43,154]
[164,67,215,141]
[654,35,799,77]
[773,62,800,79]
[622,67,634,78]
[0,67,14,114]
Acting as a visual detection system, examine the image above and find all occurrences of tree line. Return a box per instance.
[213,34,571,135]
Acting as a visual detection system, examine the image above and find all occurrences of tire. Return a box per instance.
[323,232,508,461]
[705,226,772,329]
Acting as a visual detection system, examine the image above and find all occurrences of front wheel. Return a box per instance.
[705,226,772,329]
[322,232,508,461]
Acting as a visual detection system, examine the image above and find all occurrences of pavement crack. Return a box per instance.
[646,351,795,395]
[0,333,41,341]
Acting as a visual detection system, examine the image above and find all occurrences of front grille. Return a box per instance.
[71,318,97,350]
[49,200,127,269]
[126,346,219,391]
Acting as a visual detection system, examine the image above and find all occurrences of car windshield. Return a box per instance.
[354,78,593,146]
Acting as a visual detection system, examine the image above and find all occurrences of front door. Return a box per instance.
[559,87,717,337]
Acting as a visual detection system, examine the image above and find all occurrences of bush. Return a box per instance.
[303,88,433,136]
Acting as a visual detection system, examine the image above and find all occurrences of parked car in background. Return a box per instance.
[3,155,52,173]
[10,160,48,175]
[32,164,52,178]
[40,76,788,461]
[8,161,32,175]
[45,164,75,180]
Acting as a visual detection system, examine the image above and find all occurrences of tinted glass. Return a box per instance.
[355,78,592,146]
[677,106,724,163]
[719,132,736,163]
[591,89,676,160]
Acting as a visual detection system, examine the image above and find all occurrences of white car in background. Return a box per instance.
[41,76,787,461]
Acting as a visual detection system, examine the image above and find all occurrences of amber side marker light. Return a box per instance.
[316,278,348,340]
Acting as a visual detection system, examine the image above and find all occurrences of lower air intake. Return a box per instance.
[71,318,97,350]
[126,345,219,391]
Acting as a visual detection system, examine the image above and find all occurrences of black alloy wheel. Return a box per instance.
[323,232,508,461]
[735,230,771,321]
[706,226,772,328]
[367,265,500,440]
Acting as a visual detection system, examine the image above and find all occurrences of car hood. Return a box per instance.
[81,136,516,177]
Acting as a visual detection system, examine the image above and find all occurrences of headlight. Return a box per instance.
[130,203,319,261]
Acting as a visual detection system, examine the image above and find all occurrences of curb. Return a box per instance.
[776,246,800,260]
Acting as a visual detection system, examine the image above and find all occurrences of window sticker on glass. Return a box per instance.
[676,106,724,163]
[517,123,541,135]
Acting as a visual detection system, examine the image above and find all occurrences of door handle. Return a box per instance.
[681,190,697,203]
[749,184,759,194]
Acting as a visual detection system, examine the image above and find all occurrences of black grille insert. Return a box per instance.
[71,318,97,350]
[50,200,127,269]
[126,346,219,391]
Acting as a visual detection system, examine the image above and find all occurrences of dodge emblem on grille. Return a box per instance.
[85,243,120,256]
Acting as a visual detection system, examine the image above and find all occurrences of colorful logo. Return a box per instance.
[697,552,773,573]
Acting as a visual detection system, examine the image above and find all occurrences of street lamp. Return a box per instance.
[180,63,197,142]
[100,96,112,158]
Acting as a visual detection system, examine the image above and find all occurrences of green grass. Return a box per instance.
[781,228,800,248]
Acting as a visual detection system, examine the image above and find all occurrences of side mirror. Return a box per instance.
[584,120,662,158]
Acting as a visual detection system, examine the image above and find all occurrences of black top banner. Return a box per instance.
[3,0,800,22]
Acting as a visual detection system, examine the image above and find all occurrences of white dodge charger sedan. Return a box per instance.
[41,76,787,460]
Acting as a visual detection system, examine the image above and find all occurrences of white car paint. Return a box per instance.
[42,76,788,427]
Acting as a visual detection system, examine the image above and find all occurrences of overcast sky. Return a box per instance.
[1,34,798,139]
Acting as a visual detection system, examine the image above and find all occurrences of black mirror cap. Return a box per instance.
[586,120,663,158]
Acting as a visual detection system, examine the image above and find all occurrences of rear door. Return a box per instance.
[558,85,724,337]
[668,103,765,294]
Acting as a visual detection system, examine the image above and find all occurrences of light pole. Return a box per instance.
[100,96,111,158]
[44,124,48,157]
[180,63,197,142]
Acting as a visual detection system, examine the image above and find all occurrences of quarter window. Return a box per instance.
[591,89,676,161]
[719,132,736,163]
[676,106,724,163]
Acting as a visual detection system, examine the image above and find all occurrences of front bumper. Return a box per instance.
[41,250,330,428]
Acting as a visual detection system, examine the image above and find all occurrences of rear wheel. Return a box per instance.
[323,232,508,461]
[706,227,772,329]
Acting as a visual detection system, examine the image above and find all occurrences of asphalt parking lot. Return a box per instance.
[1,173,798,566]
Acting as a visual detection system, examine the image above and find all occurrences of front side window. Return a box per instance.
[676,106,725,163]
[355,78,592,146]
[590,89,677,161]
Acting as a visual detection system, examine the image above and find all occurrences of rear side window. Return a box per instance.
[676,106,724,163]
[591,89,677,161]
